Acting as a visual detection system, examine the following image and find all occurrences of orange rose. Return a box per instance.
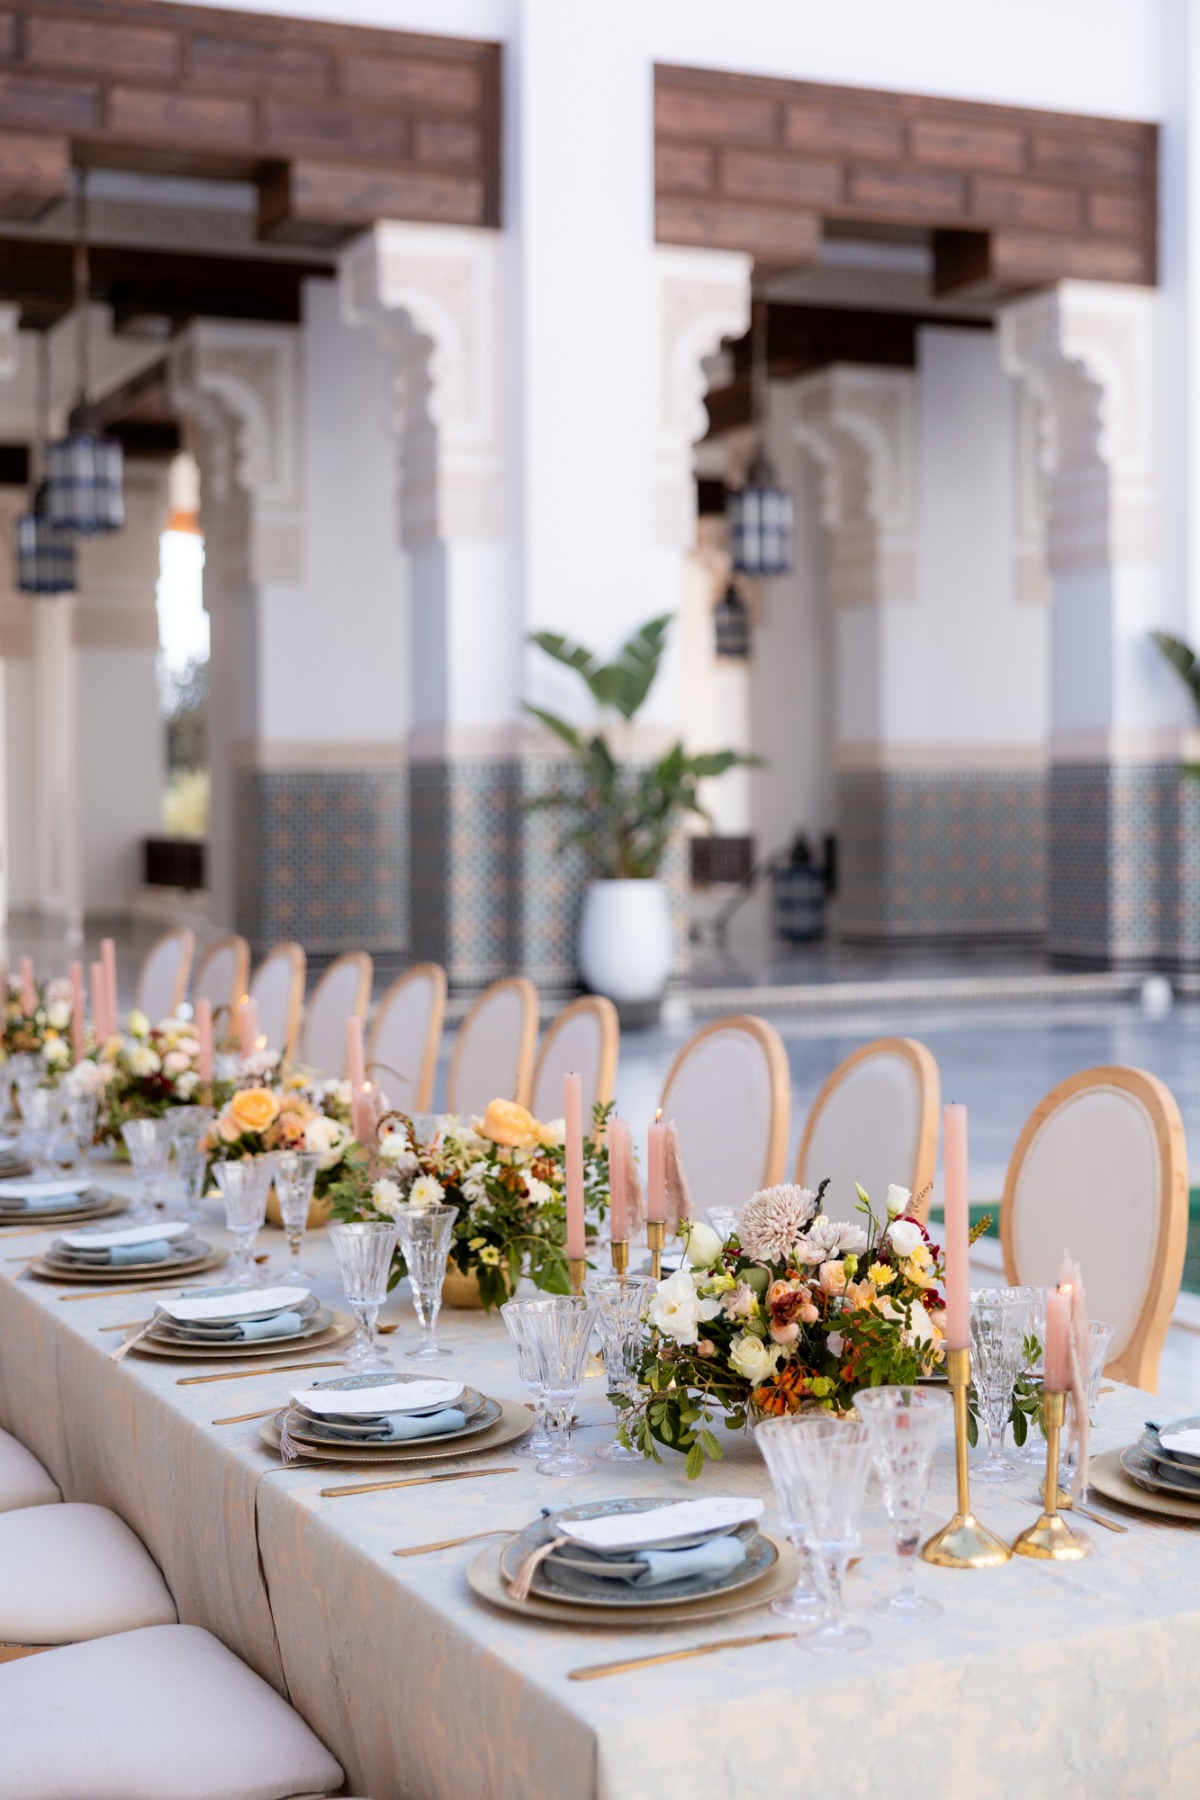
[480,1099,538,1149]
[228,1087,281,1135]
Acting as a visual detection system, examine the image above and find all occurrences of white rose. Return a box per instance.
[886,1184,912,1219]
[878,1296,938,1348]
[129,1048,161,1078]
[728,1332,775,1384]
[646,1269,719,1346]
[304,1115,349,1170]
[43,1037,69,1068]
[47,1000,71,1031]
[682,1220,723,1268]
[126,1009,150,1039]
[524,1176,553,1209]
[162,1050,190,1077]
[175,1072,199,1098]
[887,1219,925,1260]
[371,1178,403,1218]
[377,1128,411,1162]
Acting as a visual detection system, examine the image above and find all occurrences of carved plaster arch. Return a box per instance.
[653,245,751,549]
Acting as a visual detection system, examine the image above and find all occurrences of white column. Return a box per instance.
[30,594,82,940]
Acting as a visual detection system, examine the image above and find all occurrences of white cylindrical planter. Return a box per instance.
[579,879,673,1004]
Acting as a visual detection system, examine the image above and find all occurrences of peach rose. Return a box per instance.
[228,1087,281,1135]
[480,1099,538,1149]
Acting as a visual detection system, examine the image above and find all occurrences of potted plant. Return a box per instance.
[527,614,758,1009]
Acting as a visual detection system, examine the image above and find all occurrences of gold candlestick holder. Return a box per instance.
[1012,1389,1090,1560]
[610,1238,629,1279]
[646,1220,665,1280]
[568,1254,587,1297]
[921,1345,1012,1569]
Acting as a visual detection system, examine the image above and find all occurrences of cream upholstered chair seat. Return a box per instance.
[446,977,538,1117]
[135,929,195,1023]
[659,1016,789,1219]
[299,952,373,1078]
[0,1623,344,1800]
[0,1504,177,1649]
[795,1038,940,1225]
[531,996,618,1126]
[248,943,306,1065]
[192,934,250,1020]
[0,1426,60,1513]
[368,963,446,1113]
[1001,1066,1188,1391]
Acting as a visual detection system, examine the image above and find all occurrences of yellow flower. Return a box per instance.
[903,1248,937,1289]
[228,1087,281,1135]
[478,1246,501,1266]
[845,1278,878,1312]
[868,1262,895,1288]
[468,1236,487,1250]
[480,1099,538,1149]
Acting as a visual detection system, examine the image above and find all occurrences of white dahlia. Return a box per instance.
[738,1184,819,1262]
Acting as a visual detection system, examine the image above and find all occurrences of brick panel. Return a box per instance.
[260,97,408,163]
[26,15,178,80]
[186,33,331,95]
[0,14,15,60]
[656,195,820,262]
[910,116,1024,173]
[1029,130,1148,184]
[846,163,966,221]
[720,147,841,208]
[107,84,251,146]
[657,141,715,194]
[338,52,481,111]
[1089,185,1145,236]
[0,68,97,131]
[261,158,484,242]
[656,83,780,146]
[414,117,480,167]
[971,174,1082,232]
[783,101,904,162]
[991,228,1147,286]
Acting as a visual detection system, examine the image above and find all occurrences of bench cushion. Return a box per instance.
[0,1425,60,1512]
[0,1503,177,1645]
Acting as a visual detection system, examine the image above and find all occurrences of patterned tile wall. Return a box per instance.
[234,766,407,955]
[838,769,1047,940]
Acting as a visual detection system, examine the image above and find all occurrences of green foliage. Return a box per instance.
[526,615,761,879]
[1151,631,1200,719]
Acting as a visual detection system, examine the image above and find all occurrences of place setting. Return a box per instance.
[0,1176,128,1230]
[1088,1414,1200,1524]
[260,1369,531,1467]
[114,1282,356,1363]
[27,1218,225,1285]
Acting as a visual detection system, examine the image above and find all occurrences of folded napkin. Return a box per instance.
[67,1240,174,1266]
[191,1310,305,1343]
[310,1407,466,1444]
[550,1534,747,1590]
[2,1192,85,1214]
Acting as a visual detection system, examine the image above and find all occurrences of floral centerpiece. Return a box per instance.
[2,976,76,1075]
[618,1180,947,1478]
[91,1010,231,1141]
[334,1098,610,1310]
[202,1076,368,1213]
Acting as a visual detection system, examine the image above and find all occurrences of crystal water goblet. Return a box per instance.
[785,1415,875,1653]
[970,1287,1034,1481]
[755,1416,831,1625]
[271,1149,322,1282]
[65,1090,99,1172]
[213,1156,271,1282]
[1061,1320,1116,1488]
[169,1106,214,1224]
[24,1086,66,1180]
[121,1117,174,1221]
[11,1052,45,1153]
[584,1273,656,1463]
[855,1385,952,1623]
[526,1295,598,1478]
[395,1204,456,1360]
[330,1220,400,1372]
[499,1296,560,1461]
[706,1205,739,1243]
[1015,1286,1050,1464]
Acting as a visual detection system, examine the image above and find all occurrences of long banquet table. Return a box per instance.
[1,1176,1199,1799]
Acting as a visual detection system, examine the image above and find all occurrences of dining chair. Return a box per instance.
[190,933,250,1027]
[530,995,619,1128]
[1001,1065,1188,1392]
[658,1015,790,1219]
[0,1503,177,1661]
[297,952,373,1078]
[445,976,539,1117]
[247,942,306,1065]
[367,962,447,1114]
[0,1426,60,1515]
[794,1037,941,1226]
[133,928,195,1023]
[0,1623,345,1798]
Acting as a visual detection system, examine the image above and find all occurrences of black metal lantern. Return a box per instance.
[727,448,793,577]
[15,333,77,595]
[44,169,124,536]
[714,581,752,659]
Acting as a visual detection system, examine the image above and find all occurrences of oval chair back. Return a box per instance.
[658,1016,790,1220]
[795,1038,940,1227]
[134,929,194,1023]
[367,964,447,1115]
[531,996,619,1128]
[298,952,373,1079]
[247,942,306,1065]
[191,935,250,1024]
[1001,1065,1188,1392]
[445,977,538,1118]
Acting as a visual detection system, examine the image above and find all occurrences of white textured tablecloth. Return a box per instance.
[2,1171,1200,1799]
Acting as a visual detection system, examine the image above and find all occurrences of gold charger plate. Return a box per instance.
[467,1532,798,1629]
[259,1395,531,1465]
[28,1248,228,1285]
[125,1310,356,1361]
[1089,1446,1200,1523]
[0,1195,129,1230]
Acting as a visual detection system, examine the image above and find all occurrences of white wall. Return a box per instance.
[3,657,35,911]
[77,647,163,908]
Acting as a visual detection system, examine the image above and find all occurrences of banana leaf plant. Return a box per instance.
[525,614,760,879]
[1151,631,1200,776]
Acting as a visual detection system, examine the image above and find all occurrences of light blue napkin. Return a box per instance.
[6,1193,84,1213]
[233,1310,305,1342]
[316,1407,467,1444]
[556,1534,747,1589]
[103,1240,173,1265]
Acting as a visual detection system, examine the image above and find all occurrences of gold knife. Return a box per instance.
[178,1359,346,1386]
[60,1281,220,1302]
[394,1527,519,1557]
[212,1406,280,1425]
[569,1632,797,1681]
[321,1466,519,1499]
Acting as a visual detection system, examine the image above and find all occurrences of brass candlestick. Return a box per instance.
[921,1345,1012,1569]
[610,1238,629,1278]
[568,1254,587,1296]
[646,1220,665,1280]
[1012,1389,1090,1560]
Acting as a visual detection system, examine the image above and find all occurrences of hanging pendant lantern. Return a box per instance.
[726,298,793,578]
[15,333,77,595]
[713,581,752,659]
[44,168,124,536]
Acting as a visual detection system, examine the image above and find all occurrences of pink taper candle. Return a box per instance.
[346,1014,366,1091]
[942,1102,971,1352]
[646,1121,667,1225]
[90,962,107,1041]
[238,999,259,1058]
[564,1071,586,1261]
[1044,1282,1072,1393]
[69,961,85,1061]
[101,939,118,1033]
[196,998,214,1085]
[607,1116,631,1242]
[19,955,34,1015]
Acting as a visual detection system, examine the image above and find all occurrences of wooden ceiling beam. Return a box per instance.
[0,131,69,222]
